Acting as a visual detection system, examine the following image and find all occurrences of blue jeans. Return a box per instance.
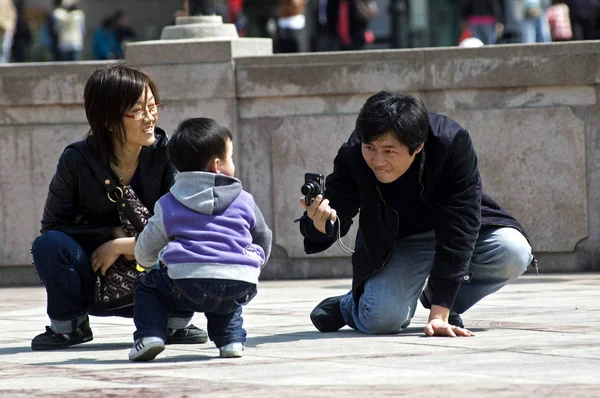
[520,16,551,43]
[32,231,165,333]
[59,50,82,61]
[340,227,533,334]
[468,23,497,45]
[0,30,13,63]
[133,267,256,348]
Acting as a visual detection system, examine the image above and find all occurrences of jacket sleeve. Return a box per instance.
[299,142,361,254]
[134,201,169,269]
[160,159,177,194]
[40,149,111,252]
[251,204,273,268]
[430,129,481,309]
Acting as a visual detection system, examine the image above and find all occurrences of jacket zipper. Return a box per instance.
[356,186,400,289]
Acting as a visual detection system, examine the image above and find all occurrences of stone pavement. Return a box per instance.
[1,274,599,397]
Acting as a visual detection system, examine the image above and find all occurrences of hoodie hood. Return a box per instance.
[170,171,242,214]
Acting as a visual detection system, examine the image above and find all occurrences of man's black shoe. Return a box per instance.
[165,324,208,344]
[419,287,464,329]
[310,295,346,333]
[31,317,93,351]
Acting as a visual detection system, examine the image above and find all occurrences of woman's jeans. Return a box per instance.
[133,267,256,348]
[32,231,157,334]
[340,227,533,334]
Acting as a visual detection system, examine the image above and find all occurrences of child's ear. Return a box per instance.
[208,157,220,173]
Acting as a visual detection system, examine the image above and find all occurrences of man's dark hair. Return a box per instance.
[84,64,159,165]
[168,118,233,172]
[355,91,429,155]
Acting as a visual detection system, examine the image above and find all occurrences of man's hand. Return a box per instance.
[424,304,475,337]
[300,194,337,235]
[91,241,120,276]
[424,318,475,337]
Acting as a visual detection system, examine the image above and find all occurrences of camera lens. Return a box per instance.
[301,182,317,195]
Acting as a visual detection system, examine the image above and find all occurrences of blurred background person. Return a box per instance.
[53,0,85,61]
[520,0,551,43]
[113,10,136,55]
[338,0,376,51]
[460,0,504,45]
[0,0,16,62]
[310,0,336,51]
[243,0,278,38]
[547,0,573,41]
[42,0,61,61]
[92,15,120,60]
[11,0,31,62]
[276,0,306,52]
[566,0,600,40]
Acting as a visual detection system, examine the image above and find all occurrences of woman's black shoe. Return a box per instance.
[165,324,208,344]
[31,318,93,351]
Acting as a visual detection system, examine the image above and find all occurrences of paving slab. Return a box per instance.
[1,274,599,397]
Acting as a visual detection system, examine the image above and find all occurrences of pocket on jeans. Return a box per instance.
[172,279,208,305]
[234,285,257,306]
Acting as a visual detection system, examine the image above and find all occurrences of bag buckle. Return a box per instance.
[107,186,124,203]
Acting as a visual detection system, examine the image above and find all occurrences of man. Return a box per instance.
[299,91,534,337]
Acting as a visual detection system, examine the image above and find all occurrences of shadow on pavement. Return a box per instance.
[246,327,436,346]
[31,353,214,366]
[0,346,32,355]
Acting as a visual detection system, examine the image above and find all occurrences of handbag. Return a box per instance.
[71,143,150,311]
[355,0,378,22]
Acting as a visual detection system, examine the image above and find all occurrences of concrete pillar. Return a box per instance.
[124,8,272,182]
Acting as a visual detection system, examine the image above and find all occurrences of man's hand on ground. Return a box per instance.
[424,304,475,337]
[424,318,475,337]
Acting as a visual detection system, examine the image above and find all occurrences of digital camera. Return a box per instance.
[301,173,325,206]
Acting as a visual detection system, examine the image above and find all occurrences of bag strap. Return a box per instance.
[69,142,145,233]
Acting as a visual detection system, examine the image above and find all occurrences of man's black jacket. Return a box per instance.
[40,128,176,254]
[300,113,527,308]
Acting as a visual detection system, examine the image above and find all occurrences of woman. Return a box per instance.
[31,64,208,350]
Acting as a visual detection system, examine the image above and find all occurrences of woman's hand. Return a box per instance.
[110,226,127,239]
[91,241,121,276]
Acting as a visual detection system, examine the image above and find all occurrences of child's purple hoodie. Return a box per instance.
[135,171,272,284]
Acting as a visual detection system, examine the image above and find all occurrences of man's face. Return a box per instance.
[361,132,422,184]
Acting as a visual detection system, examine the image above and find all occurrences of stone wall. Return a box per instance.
[1,40,598,285]
[236,42,598,278]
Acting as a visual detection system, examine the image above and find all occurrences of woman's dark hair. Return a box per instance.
[355,91,429,155]
[84,64,159,165]
[168,118,233,172]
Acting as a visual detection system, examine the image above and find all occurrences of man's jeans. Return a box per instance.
[133,267,256,348]
[340,227,533,334]
[32,231,176,334]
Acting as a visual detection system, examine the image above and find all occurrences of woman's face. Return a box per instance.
[121,86,158,148]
